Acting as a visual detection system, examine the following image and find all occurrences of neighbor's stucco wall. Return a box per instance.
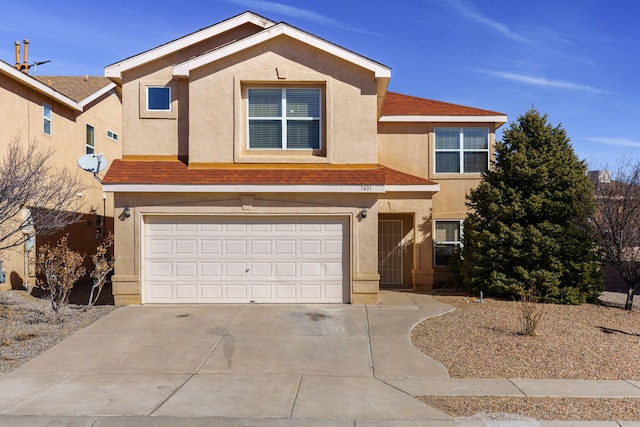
[0,75,122,289]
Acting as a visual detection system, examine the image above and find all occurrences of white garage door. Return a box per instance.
[144,216,349,303]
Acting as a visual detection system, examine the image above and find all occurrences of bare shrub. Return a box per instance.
[35,235,86,322]
[516,286,545,336]
[88,233,115,306]
[0,137,85,252]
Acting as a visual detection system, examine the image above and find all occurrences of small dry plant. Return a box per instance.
[516,286,545,336]
[35,235,86,322]
[88,233,115,306]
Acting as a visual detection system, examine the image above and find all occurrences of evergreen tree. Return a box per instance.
[456,109,601,304]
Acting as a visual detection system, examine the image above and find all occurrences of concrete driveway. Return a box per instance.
[0,291,456,424]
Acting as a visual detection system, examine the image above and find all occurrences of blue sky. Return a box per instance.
[1,0,638,168]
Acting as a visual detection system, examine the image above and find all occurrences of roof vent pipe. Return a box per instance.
[14,41,20,69]
[22,39,29,73]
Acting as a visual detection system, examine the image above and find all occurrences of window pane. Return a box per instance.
[435,244,457,266]
[435,152,460,173]
[286,89,320,117]
[464,152,488,173]
[463,128,488,149]
[86,125,95,154]
[435,128,460,149]
[147,87,171,111]
[248,89,282,117]
[435,221,460,242]
[43,119,51,135]
[287,120,320,149]
[249,120,282,149]
[43,104,51,119]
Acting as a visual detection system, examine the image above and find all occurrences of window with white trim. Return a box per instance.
[147,86,171,111]
[107,130,118,141]
[85,124,95,155]
[435,127,489,173]
[248,88,321,150]
[43,103,52,135]
[434,220,463,266]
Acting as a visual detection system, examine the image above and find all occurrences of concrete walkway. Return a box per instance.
[0,291,638,426]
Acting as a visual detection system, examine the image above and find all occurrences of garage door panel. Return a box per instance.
[144,216,348,303]
[201,262,222,277]
[251,240,272,255]
[148,239,172,256]
[201,240,222,254]
[175,240,197,255]
[147,261,172,278]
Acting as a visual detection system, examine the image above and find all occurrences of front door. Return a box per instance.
[378,219,403,285]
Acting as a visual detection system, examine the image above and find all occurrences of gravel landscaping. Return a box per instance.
[0,290,115,373]
[411,291,640,420]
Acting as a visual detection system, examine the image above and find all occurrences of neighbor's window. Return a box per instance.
[434,220,463,266]
[435,128,489,173]
[43,103,52,135]
[107,130,118,141]
[147,86,171,111]
[248,88,321,150]
[85,124,95,155]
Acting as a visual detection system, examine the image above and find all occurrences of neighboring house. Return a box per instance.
[102,12,506,305]
[0,54,122,290]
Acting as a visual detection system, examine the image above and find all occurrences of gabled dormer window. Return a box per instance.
[248,88,321,150]
[43,103,52,135]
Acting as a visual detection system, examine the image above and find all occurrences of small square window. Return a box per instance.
[147,87,171,111]
[86,124,95,155]
[43,103,52,135]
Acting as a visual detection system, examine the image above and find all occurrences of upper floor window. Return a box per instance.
[43,103,52,135]
[86,124,95,155]
[434,220,463,266]
[147,86,171,111]
[435,127,489,173]
[248,88,321,150]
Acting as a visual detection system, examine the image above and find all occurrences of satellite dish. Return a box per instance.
[78,153,108,173]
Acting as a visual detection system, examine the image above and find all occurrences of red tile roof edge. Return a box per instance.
[381,91,505,117]
[103,160,437,187]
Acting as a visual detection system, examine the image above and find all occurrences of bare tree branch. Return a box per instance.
[0,137,86,251]
[590,159,640,310]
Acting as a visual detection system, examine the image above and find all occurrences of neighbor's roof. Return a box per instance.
[102,160,438,193]
[33,76,114,104]
[380,92,507,124]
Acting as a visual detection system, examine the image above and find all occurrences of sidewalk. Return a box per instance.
[0,290,637,426]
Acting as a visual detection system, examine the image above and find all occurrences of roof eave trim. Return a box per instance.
[173,24,391,79]
[78,82,117,108]
[104,12,275,79]
[379,115,508,123]
[103,184,386,193]
[385,184,440,192]
[0,62,81,111]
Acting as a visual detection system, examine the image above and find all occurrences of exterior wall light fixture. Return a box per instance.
[361,208,368,219]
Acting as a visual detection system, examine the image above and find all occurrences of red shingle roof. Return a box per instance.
[103,160,436,187]
[381,91,504,117]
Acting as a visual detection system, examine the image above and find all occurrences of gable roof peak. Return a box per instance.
[105,11,275,80]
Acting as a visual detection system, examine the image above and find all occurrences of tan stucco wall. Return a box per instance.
[111,192,380,305]
[120,24,267,159]
[0,75,122,289]
[121,35,379,166]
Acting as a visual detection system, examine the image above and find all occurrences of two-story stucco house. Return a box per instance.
[0,49,122,290]
[103,12,506,305]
